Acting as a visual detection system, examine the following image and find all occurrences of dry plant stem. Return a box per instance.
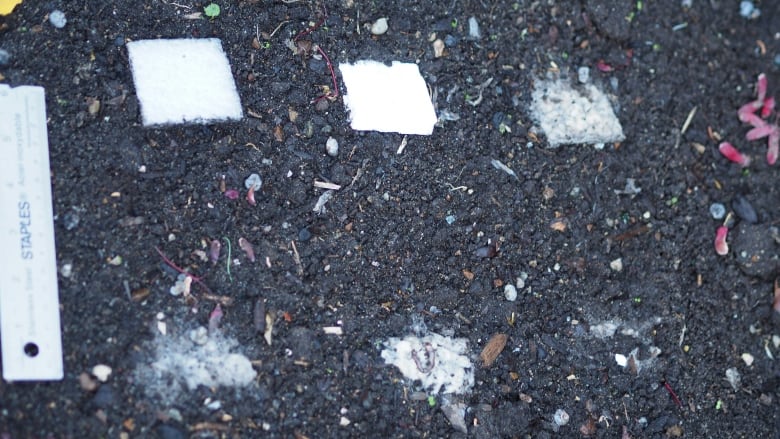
[313,45,339,103]
[155,246,216,295]
[293,2,328,42]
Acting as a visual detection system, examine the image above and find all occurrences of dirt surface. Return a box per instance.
[1,0,779,437]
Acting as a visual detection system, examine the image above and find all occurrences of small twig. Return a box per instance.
[291,241,303,276]
[267,20,291,39]
[223,237,233,283]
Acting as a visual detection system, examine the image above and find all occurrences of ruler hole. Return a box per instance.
[24,343,39,357]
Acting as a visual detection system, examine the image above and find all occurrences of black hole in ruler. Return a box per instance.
[24,343,39,357]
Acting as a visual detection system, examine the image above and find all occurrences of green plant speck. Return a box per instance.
[427,395,436,407]
[204,3,220,18]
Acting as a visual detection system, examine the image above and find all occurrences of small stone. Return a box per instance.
[741,353,754,366]
[610,258,623,272]
[504,284,517,301]
[0,49,10,66]
[725,367,741,391]
[739,1,760,19]
[577,66,590,84]
[370,18,388,35]
[709,203,726,220]
[445,215,456,225]
[615,353,628,367]
[467,17,481,39]
[79,372,99,391]
[49,10,67,29]
[189,326,209,345]
[732,195,758,224]
[553,409,570,426]
[244,173,263,191]
[92,364,112,382]
[59,263,73,278]
[433,39,445,58]
[326,137,339,157]
[773,335,780,349]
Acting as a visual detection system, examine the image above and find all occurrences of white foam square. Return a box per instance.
[339,60,437,135]
[530,78,625,147]
[127,38,243,126]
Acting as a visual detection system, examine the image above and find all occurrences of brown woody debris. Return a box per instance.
[480,333,508,367]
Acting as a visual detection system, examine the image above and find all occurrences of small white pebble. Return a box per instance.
[725,367,741,391]
[741,353,754,366]
[326,137,339,157]
[773,335,780,349]
[615,353,628,367]
[515,276,525,290]
[370,17,388,35]
[468,16,481,39]
[92,364,112,382]
[59,263,73,278]
[49,10,67,29]
[138,165,147,173]
[577,66,590,84]
[245,173,263,191]
[610,258,623,272]
[339,416,351,426]
[553,409,569,426]
[504,284,518,301]
[157,321,167,335]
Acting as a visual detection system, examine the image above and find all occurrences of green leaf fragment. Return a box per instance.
[204,3,220,18]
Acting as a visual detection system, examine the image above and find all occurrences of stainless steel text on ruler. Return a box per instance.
[0,84,63,381]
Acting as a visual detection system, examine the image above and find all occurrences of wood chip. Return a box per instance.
[480,333,508,367]
[550,219,567,232]
[313,180,341,190]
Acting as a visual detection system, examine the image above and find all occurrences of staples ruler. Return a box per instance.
[0,84,63,381]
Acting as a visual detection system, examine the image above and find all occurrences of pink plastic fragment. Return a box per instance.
[246,186,256,206]
[768,130,779,165]
[761,96,775,118]
[596,60,613,72]
[756,73,767,103]
[718,141,751,167]
[224,189,239,199]
[238,237,256,263]
[714,226,729,256]
[209,239,221,265]
[208,303,223,334]
[745,123,775,141]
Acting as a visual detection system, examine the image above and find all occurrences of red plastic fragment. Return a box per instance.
[224,189,239,200]
[718,141,751,167]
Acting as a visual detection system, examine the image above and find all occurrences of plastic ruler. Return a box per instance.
[0,84,63,381]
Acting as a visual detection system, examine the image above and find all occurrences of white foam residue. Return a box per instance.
[127,38,243,126]
[339,60,437,135]
[135,329,256,403]
[381,332,473,394]
[530,78,625,147]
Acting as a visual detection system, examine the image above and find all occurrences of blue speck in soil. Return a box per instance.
[0,49,10,66]
[444,34,458,47]
[298,227,312,241]
[445,215,456,225]
[114,36,125,46]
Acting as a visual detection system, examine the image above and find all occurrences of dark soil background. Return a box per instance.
[1,0,779,437]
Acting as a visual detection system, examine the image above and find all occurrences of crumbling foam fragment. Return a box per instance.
[127,38,243,126]
[530,78,625,147]
[339,60,437,135]
[135,331,256,404]
[381,332,474,394]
